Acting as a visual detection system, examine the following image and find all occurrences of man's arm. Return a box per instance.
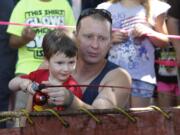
[69,68,131,109]
[8,76,32,92]
[41,68,131,110]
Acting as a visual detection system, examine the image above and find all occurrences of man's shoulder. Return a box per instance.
[103,61,131,82]
[105,60,127,74]
[106,60,119,68]
[106,65,129,78]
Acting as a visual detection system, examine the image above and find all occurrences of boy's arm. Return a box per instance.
[8,76,32,92]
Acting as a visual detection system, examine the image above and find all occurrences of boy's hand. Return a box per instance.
[41,81,73,107]
[20,79,32,93]
[22,81,39,94]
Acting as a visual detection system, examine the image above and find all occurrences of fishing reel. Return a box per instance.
[31,83,48,106]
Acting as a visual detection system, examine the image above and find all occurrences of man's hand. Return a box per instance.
[41,81,74,107]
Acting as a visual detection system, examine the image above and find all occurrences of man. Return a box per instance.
[42,9,132,109]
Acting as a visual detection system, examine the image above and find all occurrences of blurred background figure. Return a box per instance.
[167,0,180,105]
[82,0,107,10]
[0,0,18,128]
[155,44,179,107]
[71,0,82,20]
[69,0,107,20]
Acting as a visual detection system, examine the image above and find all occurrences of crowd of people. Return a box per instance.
[0,0,179,128]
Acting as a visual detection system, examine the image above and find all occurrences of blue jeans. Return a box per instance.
[131,79,155,98]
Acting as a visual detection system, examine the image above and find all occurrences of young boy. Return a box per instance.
[8,29,82,111]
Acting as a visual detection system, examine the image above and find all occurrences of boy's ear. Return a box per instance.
[45,58,50,66]
[38,58,49,69]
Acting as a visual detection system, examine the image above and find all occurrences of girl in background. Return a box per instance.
[97,0,170,107]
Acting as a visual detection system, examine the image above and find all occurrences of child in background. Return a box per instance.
[155,45,179,107]
[8,29,82,111]
[97,0,170,107]
[167,0,180,106]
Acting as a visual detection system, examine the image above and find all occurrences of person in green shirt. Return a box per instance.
[7,0,75,75]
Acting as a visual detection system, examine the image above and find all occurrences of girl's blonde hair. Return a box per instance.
[110,0,153,25]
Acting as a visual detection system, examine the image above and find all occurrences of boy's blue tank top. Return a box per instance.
[82,61,119,105]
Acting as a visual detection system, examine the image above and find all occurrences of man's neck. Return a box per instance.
[74,59,106,83]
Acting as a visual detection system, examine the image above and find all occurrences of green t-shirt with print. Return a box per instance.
[7,0,75,74]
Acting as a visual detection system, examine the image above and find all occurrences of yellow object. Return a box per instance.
[33,105,44,112]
